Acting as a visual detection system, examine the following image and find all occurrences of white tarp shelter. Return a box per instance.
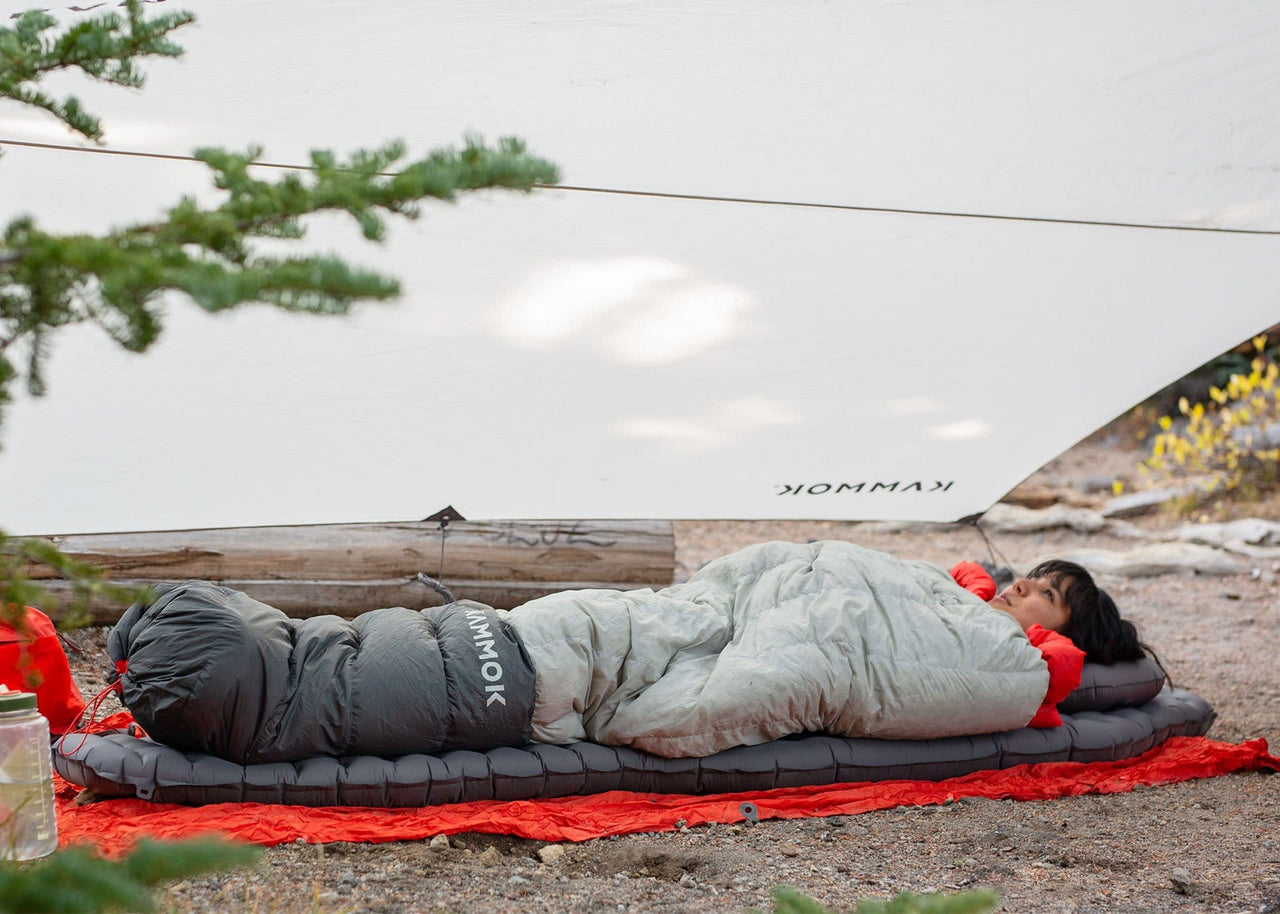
[1,1,1278,533]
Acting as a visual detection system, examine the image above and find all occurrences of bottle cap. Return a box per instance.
[0,691,38,712]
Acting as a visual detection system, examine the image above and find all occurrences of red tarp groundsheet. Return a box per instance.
[55,723,1278,851]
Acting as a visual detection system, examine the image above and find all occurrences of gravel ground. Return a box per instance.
[59,439,1280,913]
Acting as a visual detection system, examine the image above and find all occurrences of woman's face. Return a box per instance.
[989,575,1072,632]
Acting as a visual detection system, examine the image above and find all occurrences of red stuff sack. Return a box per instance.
[0,606,86,734]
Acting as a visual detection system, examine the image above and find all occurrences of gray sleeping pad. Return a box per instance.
[107,582,535,764]
[54,686,1214,807]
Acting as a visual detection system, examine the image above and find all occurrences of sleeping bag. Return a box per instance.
[107,586,535,764]
[107,541,1051,764]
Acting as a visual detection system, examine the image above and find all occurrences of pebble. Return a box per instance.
[1074,474,1118,495]
[538,844,566,864]
[1170,867,1195,895]
[778,843,802,857]
[429,834,450,850]
[479,847,503,864]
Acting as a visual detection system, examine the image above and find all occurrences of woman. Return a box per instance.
[951,559,1146,664]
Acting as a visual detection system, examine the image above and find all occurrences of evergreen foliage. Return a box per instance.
[0,3,192,143]
[1,534,141,628]
[1,134,556,410]
[0,837,259,913]
[767,886,1000,914]
[0,0,558,618]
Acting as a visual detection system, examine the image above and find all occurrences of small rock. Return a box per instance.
[998,484,1062,509]
[982,502,1106,533]
[508,875,531,885]
[479,846,502,864]
[679,872,696,887]
[1051,542,1249,577]
[1170,867,1194,895]
[317,892,339,903]
[1102,485,1200,518]
[1178,517,1280,547]
[429,834,450,850]
[538,844,566,864]
[338,871,357,887]
[778,843,802,857]
[1073,474,1118,495]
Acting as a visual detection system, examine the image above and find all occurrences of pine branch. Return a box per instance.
[2,529,144,626]
[767,887,1000,914]
[0,137,558,412]
[0,0,194,142]
[0,838,260,913]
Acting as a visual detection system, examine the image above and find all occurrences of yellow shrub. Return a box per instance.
[1141,335,1280,501]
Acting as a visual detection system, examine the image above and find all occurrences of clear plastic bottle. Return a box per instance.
[0,690,57,860]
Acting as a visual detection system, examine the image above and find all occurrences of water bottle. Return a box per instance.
[0,690,57,860]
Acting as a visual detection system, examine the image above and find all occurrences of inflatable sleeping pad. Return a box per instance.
[54,656,1212,807]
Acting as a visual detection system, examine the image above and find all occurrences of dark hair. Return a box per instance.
[1026,559,1146,665]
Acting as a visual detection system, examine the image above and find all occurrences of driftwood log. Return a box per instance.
[30,520,675,623]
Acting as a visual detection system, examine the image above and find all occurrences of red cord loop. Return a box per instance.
[56,662,126,756]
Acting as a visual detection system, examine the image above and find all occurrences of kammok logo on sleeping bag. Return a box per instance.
[465,608,507,706]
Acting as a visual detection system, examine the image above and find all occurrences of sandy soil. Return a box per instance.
[61,437,1280,913]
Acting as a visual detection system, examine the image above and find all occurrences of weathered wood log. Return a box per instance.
[28,520,675,623]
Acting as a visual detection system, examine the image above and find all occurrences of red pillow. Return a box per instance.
[1025,624,1085,728]
[0,606,86,734]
